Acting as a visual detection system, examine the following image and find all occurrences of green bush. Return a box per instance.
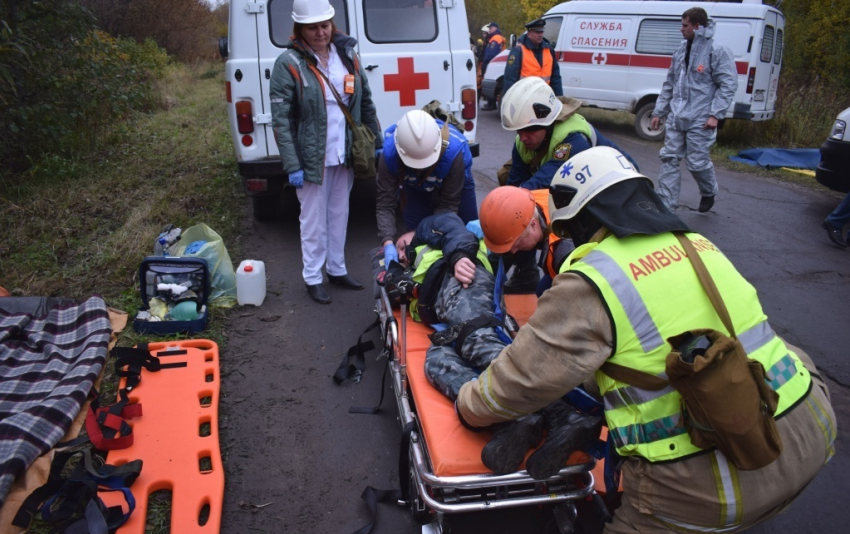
[0,0,170,177]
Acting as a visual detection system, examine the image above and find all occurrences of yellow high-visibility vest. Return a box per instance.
[562,232,811,462]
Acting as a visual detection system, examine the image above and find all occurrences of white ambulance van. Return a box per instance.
[482,0,784,142]
[221,0,479,220]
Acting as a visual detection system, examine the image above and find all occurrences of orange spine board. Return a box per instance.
[102,339,223,533]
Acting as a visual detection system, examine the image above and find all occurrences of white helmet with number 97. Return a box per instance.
[548,146,649,225]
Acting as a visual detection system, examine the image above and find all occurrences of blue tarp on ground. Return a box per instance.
[729,148,821,169]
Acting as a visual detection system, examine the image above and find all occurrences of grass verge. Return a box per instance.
[1,61,241,533]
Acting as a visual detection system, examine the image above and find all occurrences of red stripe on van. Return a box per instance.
[558,51,749,75]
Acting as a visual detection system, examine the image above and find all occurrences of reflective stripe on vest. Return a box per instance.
[519,43,554,83]
[516,114,594,166]
[561,232,812,462]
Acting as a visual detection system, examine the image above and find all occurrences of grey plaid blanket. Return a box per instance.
[0,296,111,508]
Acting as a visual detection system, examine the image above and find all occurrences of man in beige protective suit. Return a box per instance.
[456,146,836,533]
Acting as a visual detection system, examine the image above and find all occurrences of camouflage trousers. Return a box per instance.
[424,267,506,401]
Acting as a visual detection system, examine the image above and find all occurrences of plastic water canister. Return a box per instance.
[236,260,266,306]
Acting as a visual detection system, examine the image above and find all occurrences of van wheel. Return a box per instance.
[634,102,664,142]
[252,192,282,221]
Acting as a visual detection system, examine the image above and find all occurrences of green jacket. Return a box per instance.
[269,33,382,186]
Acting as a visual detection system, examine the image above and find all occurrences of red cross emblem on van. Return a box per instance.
[384,57,430,107]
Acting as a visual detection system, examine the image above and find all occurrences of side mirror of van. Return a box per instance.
[509,34,517,48]
[219,37,228,60]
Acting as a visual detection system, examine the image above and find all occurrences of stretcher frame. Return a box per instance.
[375,287,596,530]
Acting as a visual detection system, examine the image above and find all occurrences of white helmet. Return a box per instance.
[394,110,442,169]
[481,25,490,33]
[501,77,563,131]
[548,146,649,224]
[292,0,335,24]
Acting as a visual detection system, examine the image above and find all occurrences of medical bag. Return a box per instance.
[133,256,210,334]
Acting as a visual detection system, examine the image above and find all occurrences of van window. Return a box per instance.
[760,25,774,63]
[364,0,437,43]
[268,0,349,48]
[774,28,783,65]
[636,19,682,56]
[542,16,563,48]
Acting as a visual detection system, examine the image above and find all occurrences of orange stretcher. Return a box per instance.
[101,339,223,533]
[376,288,603,531]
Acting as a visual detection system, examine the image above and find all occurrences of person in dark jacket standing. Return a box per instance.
[269,0,382,304]
[481,22,506,111]
[501,18,562,99]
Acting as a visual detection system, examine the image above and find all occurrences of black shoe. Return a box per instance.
[481,414,544,475]
[526,400,602,480]
[306,283,331,304]
[822,221,847,248]
[698,195,715,213]
[328,274,364,290]
[481,103,497,111]
[504,267,540,295]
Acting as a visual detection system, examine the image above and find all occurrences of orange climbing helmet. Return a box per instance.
[480,186,536,253]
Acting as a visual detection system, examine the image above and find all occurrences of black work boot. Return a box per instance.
[526,400,602,480]
[698,195,715,213]
[481,414,544,475]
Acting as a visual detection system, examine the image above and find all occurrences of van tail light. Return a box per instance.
[226,81,232,103]
[746,67,756,94]
[245,178,268,193]
[236,101,254,134]
[461,89,476,120]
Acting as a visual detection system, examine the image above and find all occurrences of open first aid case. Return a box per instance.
[133,256,210,334]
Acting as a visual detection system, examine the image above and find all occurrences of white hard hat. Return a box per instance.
[501,77,563,131]
[549,146,648,223]
[394,110,442,169]
[292,0,335,24]
[481,25,490,33]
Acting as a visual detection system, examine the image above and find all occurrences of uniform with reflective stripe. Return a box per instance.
[515,114,594,165]
[561,232,812,462]
[520,42,554,83]
[408,241,492,322]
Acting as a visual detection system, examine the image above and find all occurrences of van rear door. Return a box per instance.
[353,1,461,137]
[257,0,350,157]
[749,10,781,120]
[766,11,784,117]
[227,0,273,162]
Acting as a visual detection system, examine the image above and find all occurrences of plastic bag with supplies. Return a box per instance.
[172,223,238,308]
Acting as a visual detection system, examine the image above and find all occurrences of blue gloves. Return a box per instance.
[289,169,304,189]
[375,148,383,161]
[383,242,398,268]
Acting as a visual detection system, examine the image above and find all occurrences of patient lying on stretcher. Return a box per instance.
[382,212,601,479]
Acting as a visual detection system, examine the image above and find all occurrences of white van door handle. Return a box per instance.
[365,64,378,71]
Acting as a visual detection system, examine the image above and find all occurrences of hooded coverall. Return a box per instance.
[652,21,738,211]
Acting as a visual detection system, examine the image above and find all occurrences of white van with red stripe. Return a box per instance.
[220,0,478,220]
[482,0,784,142]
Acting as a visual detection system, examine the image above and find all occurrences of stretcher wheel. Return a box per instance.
[408,465,434,525]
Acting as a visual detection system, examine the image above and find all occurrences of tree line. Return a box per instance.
[0,0,227,177]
